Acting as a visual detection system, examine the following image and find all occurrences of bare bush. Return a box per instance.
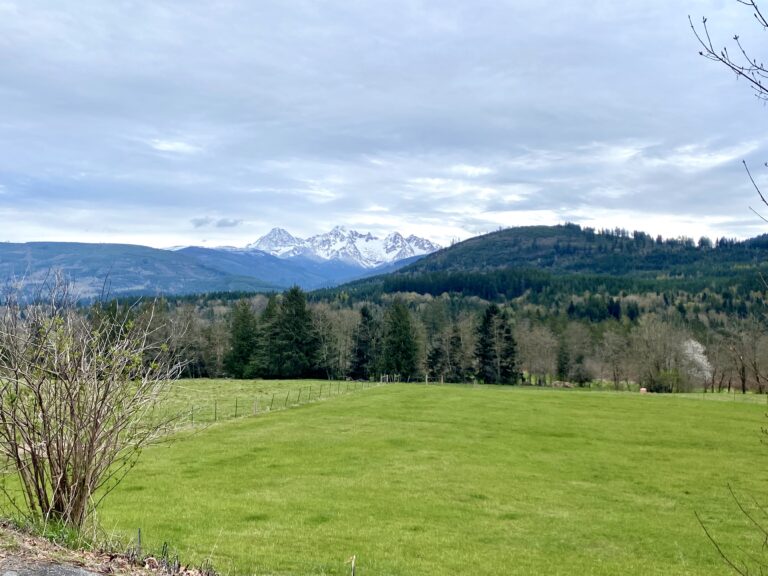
[0,274,184,529]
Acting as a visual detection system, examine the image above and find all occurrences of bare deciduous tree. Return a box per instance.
[690,1,768,101]
[0,274,184,529]
[691,1,768,220]
[630,316,693,392]
[599,330,629,391]
[515,321,557,385]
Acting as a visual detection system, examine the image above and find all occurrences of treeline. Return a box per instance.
[216,287,521,384]
[316,269,768,324]
[137,281,768,394]
[327,268,659,304]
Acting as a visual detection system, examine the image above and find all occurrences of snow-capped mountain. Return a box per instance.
[247,228,308,258]
[245,226,441,268]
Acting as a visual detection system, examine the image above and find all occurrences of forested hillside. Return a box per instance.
[322,224,768,303]
[407,223,764,276]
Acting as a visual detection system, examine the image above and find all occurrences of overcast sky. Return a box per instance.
[1,0,767,248]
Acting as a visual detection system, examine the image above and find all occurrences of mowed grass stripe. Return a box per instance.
[100,384,768,575]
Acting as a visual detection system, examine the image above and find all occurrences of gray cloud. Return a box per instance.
[190,217,214,229]
[214,218,243,228]
[0,0,766,247]
[191,217,243,229]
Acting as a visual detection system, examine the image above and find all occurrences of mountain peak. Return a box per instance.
[264,227,299,243]
[406,235,441,254]
[244,226,440,268]
[247,227,303,256]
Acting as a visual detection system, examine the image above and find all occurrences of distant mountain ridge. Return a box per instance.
[0,226,441,297]
[0,242,277,299]
[7,224,768,301]
[244,226,441,268]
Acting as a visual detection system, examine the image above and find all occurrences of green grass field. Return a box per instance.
[98,383,767,575]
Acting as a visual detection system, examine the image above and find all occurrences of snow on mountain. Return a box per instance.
[246,227,304,257]
[246,226,441,268]
[406,235,441,255]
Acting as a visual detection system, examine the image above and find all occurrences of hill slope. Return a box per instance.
[407,224,764,276]
[327,224,768,301]
[0,242,276,298]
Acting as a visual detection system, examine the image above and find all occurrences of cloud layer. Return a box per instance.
[0,1,766,247]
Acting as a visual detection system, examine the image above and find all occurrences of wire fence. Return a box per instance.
[170,380,386,428]
[678,389,768,404]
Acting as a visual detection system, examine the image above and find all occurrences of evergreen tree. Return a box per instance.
[249,294,279,377]
[224,300,258,378]
[475,304,519,384]
[427,332,449,382]
[476,304,502,383]
[271,286,320,378]
[556,338,571,381]
[607,297,622,320]
[446,325,467,383]
[626,301,641,322]
[498,320,520,384]
[382,299,420,379]
[349,305,379,380]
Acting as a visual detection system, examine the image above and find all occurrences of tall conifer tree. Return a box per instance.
[382,299,419,380]
[250,294,279,377]
[427,333,449,382]
[271,286,319,378]
[476,304,501,383]
[350,305,379,380]
[447,325,467,383]
[498,320,520,384]
[224,300,258,379]
[475,304,519,384]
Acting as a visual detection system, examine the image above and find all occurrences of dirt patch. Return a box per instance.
[2,558,101,576]
[0,523,211,576]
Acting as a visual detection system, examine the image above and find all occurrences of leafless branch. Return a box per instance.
[690,2,768,101]
[696,509,750,575]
